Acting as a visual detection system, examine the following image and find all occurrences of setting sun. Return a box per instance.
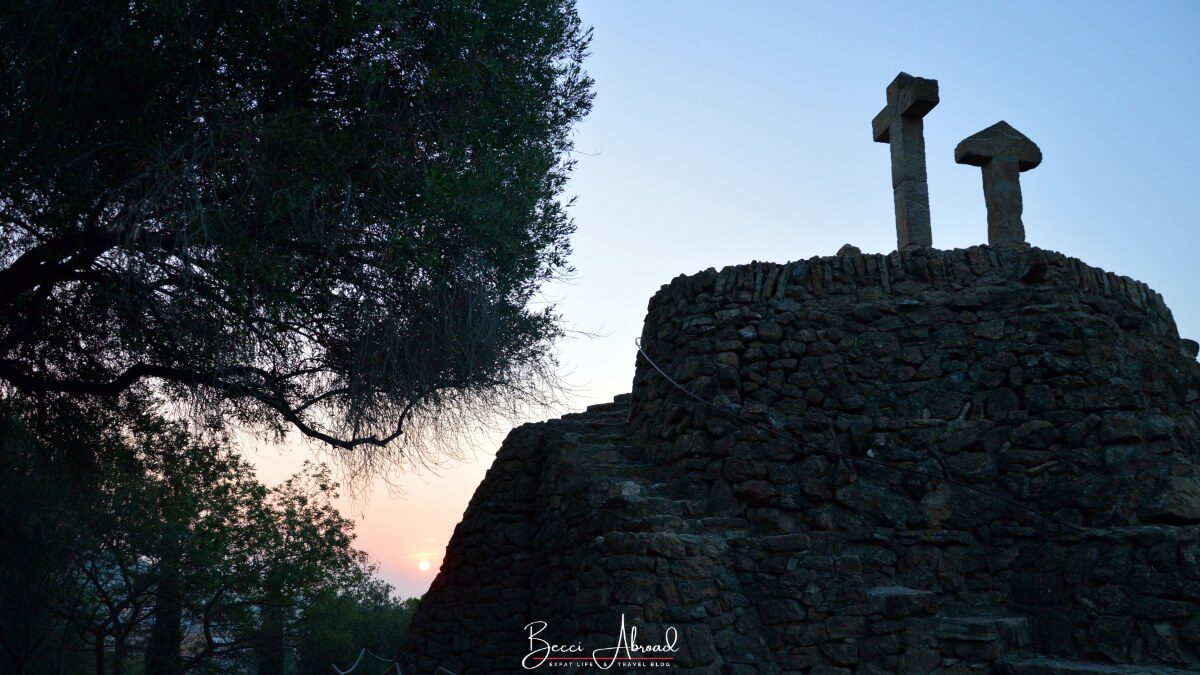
[417,559,431,572]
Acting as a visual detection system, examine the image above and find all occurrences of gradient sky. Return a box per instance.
[250,1,1200,598]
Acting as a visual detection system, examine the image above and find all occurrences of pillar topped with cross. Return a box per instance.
[873,72,939,250]
[955,121,1042,246]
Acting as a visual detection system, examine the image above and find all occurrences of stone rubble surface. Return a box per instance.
[403,245,1200,674]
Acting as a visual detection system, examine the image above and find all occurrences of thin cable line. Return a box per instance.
[365,649,396,663]
[635,338,1080,531]
[333,649,366,675]
[334,648,407,674]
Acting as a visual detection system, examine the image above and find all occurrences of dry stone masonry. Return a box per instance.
[401,76,1200,674]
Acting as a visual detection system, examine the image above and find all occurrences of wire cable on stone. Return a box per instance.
[635,338,1080,531]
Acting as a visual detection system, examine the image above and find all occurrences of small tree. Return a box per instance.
[251,464,365,675]
[0,0,593,458]
[0,393,394,673]
[295,581,419,675]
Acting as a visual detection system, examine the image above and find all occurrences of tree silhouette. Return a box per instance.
[0,0,593,456]
[0,396,411,673]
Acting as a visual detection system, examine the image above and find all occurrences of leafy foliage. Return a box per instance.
[0,0,593,457]
[0,396,417,673]
[295,584,419,675]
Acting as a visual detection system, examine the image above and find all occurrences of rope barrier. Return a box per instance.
[634,338,1081,530]
[332,649,366,675]
[333,648,408,674]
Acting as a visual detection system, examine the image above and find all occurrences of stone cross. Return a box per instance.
[872,72,939,250]
[955,121,1042,246]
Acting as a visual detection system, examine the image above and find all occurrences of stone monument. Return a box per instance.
[401,75,1200,674]
[955,121,1042,246]
[872,72,939,250]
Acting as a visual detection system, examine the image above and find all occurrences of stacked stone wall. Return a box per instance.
[403,244,1200,673]
[629,244,1200,669]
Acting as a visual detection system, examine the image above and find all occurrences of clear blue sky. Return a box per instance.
[253,2,1200,599]
[548,0,1200,406]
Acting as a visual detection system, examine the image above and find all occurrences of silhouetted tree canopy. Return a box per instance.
[0,0,593,454]
[0,395,415,673]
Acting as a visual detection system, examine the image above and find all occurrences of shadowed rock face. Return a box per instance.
[402,245,1200,674]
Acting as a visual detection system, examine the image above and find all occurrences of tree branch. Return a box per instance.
[0,359,413,450]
